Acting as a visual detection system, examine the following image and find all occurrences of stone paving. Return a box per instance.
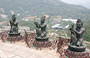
[0,49,7,58]
[0,41,60,58]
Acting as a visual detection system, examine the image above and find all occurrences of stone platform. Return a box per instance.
[0,49,7,58]
[0,40,59,58]
[65,49,90,58]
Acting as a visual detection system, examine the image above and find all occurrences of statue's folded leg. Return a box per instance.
[76,38,83,46]
[79,38,84,46]
[71,35,77,45]
[76,41,80,46]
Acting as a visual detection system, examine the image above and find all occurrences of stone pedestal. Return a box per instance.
[33,40,52,48]
[7,33,22,43]
[65,49,90,58]
[33,36,52,48]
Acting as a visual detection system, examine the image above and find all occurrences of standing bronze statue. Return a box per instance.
[68,19,86,52]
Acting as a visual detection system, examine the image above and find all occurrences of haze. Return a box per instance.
[61,0,90,9]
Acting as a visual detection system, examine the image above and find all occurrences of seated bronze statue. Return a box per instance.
[9,14,20,35]
[69,19,86,52]
[34,16,48,41]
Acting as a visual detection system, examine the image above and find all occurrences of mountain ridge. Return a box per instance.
[0,0,90,20]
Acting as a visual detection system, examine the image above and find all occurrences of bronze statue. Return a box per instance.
[66,19,88,58]
[34,16,48,41]
[10,14,18,33]
[69,19,85,47]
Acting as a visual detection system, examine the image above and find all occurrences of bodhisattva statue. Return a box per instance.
[9,14,20,35]
[69,19,86,52]
[34,16,48,41]
[66,19,90,58]
[69,19,85,46]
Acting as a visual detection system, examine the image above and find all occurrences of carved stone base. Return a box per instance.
[68,44,86,52]
[65,49,90,58]
[33,41,52,48]
[7,35,22,43]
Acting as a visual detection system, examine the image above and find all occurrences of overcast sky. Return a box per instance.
[61,0,90,9]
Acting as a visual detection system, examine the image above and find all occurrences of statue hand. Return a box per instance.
[34,22,40,28]
[69,28,72,30]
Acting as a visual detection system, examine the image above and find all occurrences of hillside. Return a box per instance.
[0,0,90,20]
[0,0,90,42]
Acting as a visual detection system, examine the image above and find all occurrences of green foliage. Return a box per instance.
[84,30,90,41]
[83,20,90,41]
[19,20,35,30]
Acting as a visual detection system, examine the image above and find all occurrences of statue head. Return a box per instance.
[12,14,16,22]
[76,19,83,29]
[41,16,46,24]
